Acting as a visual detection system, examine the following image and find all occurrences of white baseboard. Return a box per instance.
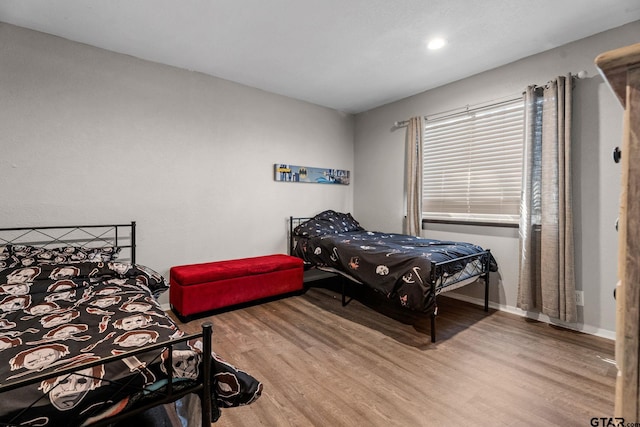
[444,292,616,341]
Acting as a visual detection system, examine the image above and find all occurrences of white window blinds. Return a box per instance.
[422,97,524,224]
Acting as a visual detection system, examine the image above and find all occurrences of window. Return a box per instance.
[422,98,524,225]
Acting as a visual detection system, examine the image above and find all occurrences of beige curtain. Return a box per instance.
[517,75,576,322]
[404,116,424,236]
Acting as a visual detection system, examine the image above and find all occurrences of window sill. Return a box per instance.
[422,218,519,229]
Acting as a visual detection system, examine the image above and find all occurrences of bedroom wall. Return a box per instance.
[0,23,355,306]
[353,20,640,338]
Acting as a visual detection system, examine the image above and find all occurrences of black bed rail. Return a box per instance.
[0,323,213,427]
[430,249,491,286]
[90,323,214,427]
[289,216,312,256]
[0,222,137,264]
[429,249,491,306]
[428,249,491,342]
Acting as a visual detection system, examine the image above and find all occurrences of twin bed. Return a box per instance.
[290,210,497,342]
[0,222,262,426]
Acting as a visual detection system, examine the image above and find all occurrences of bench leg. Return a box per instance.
[171,306,192,324]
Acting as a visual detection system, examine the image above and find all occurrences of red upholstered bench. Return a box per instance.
[169,254,304,320]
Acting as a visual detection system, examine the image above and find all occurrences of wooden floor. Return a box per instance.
[171,280,616,427]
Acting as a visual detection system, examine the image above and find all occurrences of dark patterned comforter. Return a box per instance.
[0,261,262,426]
[294,230,496,313]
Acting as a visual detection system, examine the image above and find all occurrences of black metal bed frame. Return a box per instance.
[0,222,214,426]
[0,222,137,265]
[289,216,491,343]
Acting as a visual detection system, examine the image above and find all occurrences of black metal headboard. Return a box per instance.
[0,221,137,264]
[289,216,312,256]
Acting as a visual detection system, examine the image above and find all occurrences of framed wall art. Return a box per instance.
[274,164,350,185]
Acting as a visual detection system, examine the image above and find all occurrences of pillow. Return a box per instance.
[0,246,10,271]
[294,210,364,237]
[5,244,121,268]
[133,263,170,299]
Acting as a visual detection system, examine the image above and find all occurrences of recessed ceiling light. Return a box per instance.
[427,38,446,50]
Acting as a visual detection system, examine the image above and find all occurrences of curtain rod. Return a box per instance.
[393,70,588,128]
[393,95,521,128]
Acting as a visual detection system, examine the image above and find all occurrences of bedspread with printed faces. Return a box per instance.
[0,261,262,426]
[294,230,496,313]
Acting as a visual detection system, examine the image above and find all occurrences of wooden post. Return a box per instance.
[596,42,640,423]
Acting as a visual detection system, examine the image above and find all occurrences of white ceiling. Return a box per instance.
[1,1,639,113]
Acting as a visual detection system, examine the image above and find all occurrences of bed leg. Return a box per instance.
[340,276,352,307]
[430,313,436,343]
[341,277,346,306]
[484,252,491,312]
[484,271,490,312]
[201,322,213,426]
